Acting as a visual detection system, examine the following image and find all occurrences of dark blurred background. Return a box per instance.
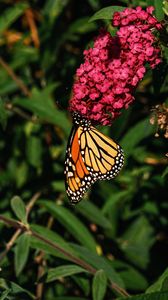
[0,1,167,299]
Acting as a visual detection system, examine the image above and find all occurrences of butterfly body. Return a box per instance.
[64,113,124,204]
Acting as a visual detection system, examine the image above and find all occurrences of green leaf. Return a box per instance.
[89,6,125,22]
[14,233,30,276]
[15,162,28,188]
[119,216,154,269]
[162,166,168,178]
[0,100,8,130]
[76,201,112,229]
[163,0,168,16]
[52,180,65,192]
[0,278,35,299]
[0,78,18,96]
[147,268,168,293]
[66,17,97,37]
[154,0,164,20]
[26,136,42,168]
[11,196,27,223]
[112,260,148,291]
[43,0,70,22]
[102,190,131,214]
[30,236,67,259]
[0,3,28,34]
[30,232,123,287]
[121,118,155,157]
[31,224,68,245]
[92,270,107,300]
[72,276,90,296]
[121,268,147,291]
[146,0,154,5]
[162,278,168,291]
[117,291,168,300]
[71,244,124,287]
[47,264,88,283]
[14,86,70,135]
[38,201,97,252]
[11,45,38,69]
[0,289,11,300]
[30,224,76,260]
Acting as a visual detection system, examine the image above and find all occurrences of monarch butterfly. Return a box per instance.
[64,113,124,204]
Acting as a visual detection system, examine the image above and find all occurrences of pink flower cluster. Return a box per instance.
[69,6,162,125]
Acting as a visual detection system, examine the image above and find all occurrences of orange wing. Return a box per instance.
[78,126,124,180]
[65,124,124,204]
[64,126,96,204]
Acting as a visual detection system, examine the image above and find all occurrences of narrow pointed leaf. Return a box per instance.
[47,265,88,283]
[0,278,35,298]
[0,3,28,34]
[71,244,124,287]
[38,200,97,252]
[0,289,11,300]
[14,86,70,134]
[121,118,155,156]
[11,196,27,224]
[30,224,77,260]
[14,233,30,276]
[76,201,112,229]
[147,268,168,293]
[89,6,125,22]
[119,216,154,269]
[92,270,107,300]
[112,260,148,291]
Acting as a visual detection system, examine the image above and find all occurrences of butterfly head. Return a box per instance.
[72,112,92,128]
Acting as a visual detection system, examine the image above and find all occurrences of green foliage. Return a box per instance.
[76,200,113,230]
[0,0,167,299]
[0,100,8,130]
[154,0,164,20]
[146,267,168,293]
[0,278,35,299]
[70,245,125,287]
[14,233,30,276]
[163,0,168,16]
[119,216,154,269]
[117,291,168,300]
[14,86,70,134]
[112,260,148,291]
[92,270,107,300]
[46,265,88,283]
[120,118,155,156]
[89,6,125,22]
[39,200,97,251]
[0,3,28,34]
[11,196,27,223]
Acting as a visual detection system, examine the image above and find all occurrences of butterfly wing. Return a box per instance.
[78,126,124,180]
[64,126,97,204]
[65,124,124,204]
